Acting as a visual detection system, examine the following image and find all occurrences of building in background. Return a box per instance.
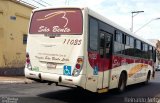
[0,0,34,75]
[156,40,160,65]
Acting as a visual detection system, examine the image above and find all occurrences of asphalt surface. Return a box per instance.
[1,72,160,103]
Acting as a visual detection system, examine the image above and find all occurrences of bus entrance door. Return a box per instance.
[98,31,112,91]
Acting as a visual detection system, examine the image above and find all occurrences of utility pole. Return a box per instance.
[131,11,144,32]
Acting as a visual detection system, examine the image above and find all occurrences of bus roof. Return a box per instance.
[31,6,155,47]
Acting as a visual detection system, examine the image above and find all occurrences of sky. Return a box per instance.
[22,0,160,40]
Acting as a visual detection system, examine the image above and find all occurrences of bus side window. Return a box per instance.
[89,17,98,51]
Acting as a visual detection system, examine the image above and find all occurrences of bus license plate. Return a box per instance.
[47,63,57,69]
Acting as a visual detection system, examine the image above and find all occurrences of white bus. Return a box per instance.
[25,6,156,93]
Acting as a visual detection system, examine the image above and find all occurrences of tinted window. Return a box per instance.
[115,31,122,43]
[126,35,130,45]
[89,17,98,51]
[124,36,134,56]
[142,43,148,51]
[141,43,149,59]
[130,37,134,47]
[114,30,124,54]
[136,40,141,49]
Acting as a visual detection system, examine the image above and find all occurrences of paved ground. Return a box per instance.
[0,76,33,84]
[0,72,160,103]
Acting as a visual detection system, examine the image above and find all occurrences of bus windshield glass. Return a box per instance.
[29,8,83,35]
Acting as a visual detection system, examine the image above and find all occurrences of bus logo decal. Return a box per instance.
[37,11,76,33]
[63,65,72,76]
[37,11,75,28]
[128,64,148,77]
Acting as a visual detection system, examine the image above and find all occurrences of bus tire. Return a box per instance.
[118,72,127,92]
[144,71,151,85]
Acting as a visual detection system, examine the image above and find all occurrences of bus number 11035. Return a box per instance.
[63,39,82,45]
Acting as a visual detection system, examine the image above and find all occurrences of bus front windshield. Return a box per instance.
[29,8,83,35]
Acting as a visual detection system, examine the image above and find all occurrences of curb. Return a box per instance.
[0,79,34,84]
[0,81,30,84]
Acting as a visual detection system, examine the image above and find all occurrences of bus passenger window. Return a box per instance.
[89,17,98,51]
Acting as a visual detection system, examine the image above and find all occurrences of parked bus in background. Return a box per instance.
[25,6,156,93]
